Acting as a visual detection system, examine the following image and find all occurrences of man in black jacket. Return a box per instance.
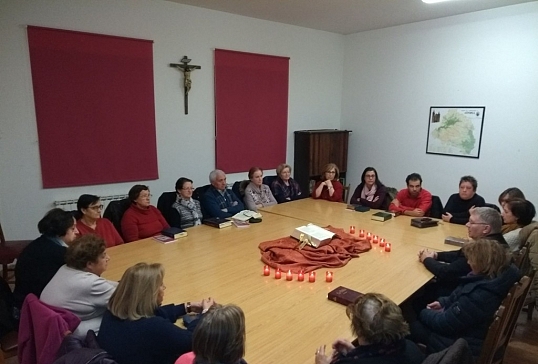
[413,207,507,311]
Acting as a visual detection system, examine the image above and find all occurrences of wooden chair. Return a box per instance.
[513,245,536,320]
[476,274,533,364]
[0,221,32,284]
[343,184,350,204]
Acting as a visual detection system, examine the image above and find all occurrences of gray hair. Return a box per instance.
[473,207,502,233]
[209,169,225,183]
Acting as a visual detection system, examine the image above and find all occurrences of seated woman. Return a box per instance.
[14,208,78,309]
[349,167,387,209]
[501,198,536,251]
[498,187,525,208]
[498,187,526,233]
[175,304,246,364]
[315,293,423,364]
[244,167,277,212]
[311,163,343,203]
[271,163,303,203]
[98,262,215,364]
[410,239,520,356]
[121,184,170,242]
[442,176,485,225]
[76,194,123,247]
[40,235,117,338]
[170,177,203,229]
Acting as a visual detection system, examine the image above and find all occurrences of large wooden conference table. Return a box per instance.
[102,199,467,364]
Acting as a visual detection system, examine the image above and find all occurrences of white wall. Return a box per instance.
[0,0,344,238]
[341,3,538,208]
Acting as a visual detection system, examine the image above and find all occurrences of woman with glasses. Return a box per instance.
[98,263,215,364]
[349,167,387,209]
[76,194,123,247]
[121,184,170,243]
[41,235,117,338]
[311,163,343,202]
[170,177,203,229]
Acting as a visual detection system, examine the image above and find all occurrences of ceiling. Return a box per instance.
[166,0,535,34]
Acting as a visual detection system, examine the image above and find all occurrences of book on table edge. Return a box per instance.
[152,234,177,244]
[410,217,438,228]
[328,286,364,306]
[444,236,467,247]
[203,217,232,228]
[371,211,393,222]
[161,227,187,239]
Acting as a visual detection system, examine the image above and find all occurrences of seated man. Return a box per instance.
[201,169,244,219]
[388,173,432,217]
[417,207,508,297]
[441,175,485,225]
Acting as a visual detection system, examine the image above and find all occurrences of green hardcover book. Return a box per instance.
[371,211,393,222]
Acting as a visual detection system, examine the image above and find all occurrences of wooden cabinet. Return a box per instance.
[293,129,351,194]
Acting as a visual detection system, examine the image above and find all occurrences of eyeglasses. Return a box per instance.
[89,205,104,211]
[365,174,376,179]
[468,222,489,225]
[181,187,195,191]
[326,171,336,174]
[139,194,152,199]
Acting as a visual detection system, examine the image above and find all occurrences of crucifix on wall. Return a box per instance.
[169,56,201,114]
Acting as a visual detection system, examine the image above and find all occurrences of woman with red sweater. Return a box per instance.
[311,163,344,203]
[121,184,169,242]
[76,194,124,247]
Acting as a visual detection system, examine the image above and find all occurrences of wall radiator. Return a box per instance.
[53,194,128,211]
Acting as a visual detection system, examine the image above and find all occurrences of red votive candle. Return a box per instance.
[373,235,379,244]
[308,271,316,283]
[385,243,391,252]
[379,239,386,247]
[359,229,365,237]
[286,270,293,281]
[349,226,355,234]
[325,271,333,283]
[263,265,270,276]
[367,232,372,241]
[298,270,304,281]
[275,268,281,279]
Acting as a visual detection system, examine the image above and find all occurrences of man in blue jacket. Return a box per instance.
[201,169,244,219]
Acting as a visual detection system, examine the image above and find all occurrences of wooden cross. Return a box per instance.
[169,56,201,114]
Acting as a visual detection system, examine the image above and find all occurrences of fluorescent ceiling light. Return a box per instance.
[423,0,454,3]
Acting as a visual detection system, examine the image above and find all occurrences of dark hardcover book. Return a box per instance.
[411,218,438,228]
[203,217,232,229]
[328,286,363,306]
[371,211,393,222]
[355,205,370,212]
[161,227,187,239]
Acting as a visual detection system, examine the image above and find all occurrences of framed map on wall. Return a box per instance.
[426,106,485,159]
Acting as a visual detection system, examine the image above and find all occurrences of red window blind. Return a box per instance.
[27,26,158,188]
[214,49,289,173]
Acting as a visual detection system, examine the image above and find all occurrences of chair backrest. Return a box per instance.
[430,195,443,219]
[513,246,530,274]
[343,185,350,204]
[192,184,210,202]
[422,338,474,364]
[262,175,277,187]
[484,203,501,213]
[382,187,398,210]
[476,274,532,364]
[102,198,131,239]
[156,192,177,225]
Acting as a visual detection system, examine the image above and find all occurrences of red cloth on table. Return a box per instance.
[258,226,371,273]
